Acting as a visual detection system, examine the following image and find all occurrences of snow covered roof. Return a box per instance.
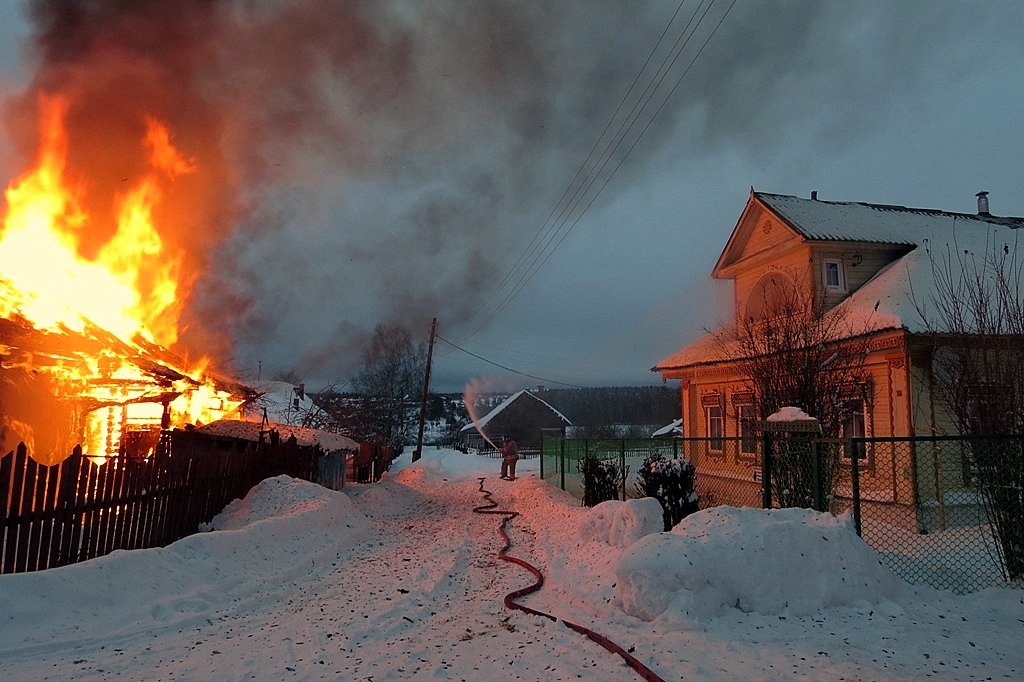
[243,381,320,426]
[651,419,682,437]
[656,192,1023,373]
[460,389,572,432]
[196,419,359,453]
[757,191,1024,245]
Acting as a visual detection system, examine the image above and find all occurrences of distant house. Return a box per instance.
[653,189,1022,513]
[460,389,572,452]
[241,381,319,427]
[651,419,682,438]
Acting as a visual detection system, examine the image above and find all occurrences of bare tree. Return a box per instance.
[913,233,1024,580]
[351,324,426,453]
[713,273,873,509]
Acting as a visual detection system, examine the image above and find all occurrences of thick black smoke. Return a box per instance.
[15,0,1013,385]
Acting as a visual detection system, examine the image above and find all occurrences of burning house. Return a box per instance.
[0,97,250,465]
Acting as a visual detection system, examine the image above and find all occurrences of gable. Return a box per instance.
[713,193,804,279]
[461,390,572,433]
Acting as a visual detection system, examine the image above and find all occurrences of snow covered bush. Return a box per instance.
[579,498,663,548]
[578,454,626,507]
[634,454,699,531]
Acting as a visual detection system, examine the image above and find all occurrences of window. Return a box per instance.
[737,403,757,456]
[823,259,846,292]
[841,399,867,461]
[745,271,797,322]
[706,404,724,453]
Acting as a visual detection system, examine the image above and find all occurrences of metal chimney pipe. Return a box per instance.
[976,191,990,215]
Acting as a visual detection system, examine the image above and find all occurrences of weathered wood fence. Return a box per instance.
[1,428,322,574]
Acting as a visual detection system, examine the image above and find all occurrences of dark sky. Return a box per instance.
[1,1,1023,393]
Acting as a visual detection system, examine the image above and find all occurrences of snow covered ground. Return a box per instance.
[1,448,1021,680]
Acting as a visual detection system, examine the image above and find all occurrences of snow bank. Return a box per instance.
[616,506,909,627]
[202,474,360,531]
[580,498,664,548]
[0,476,371,651]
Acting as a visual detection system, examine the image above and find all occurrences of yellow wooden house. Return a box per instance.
[653,190,1023,518]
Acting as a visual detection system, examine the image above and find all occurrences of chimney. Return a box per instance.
[976,191,990,216]
[811,191,818,200]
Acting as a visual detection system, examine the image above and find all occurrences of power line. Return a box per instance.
[436,334,587,389]
[472,0,692,321]
[461,0,736,338]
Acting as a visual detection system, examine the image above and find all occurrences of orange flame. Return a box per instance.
[0,95,243,464]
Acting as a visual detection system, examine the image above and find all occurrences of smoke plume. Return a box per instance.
[9,0,1010,385]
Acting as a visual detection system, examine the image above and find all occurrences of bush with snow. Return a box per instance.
[634,454,699,531]
[578,454,626,507]
[616,505,909,628]
[579,498,664,548]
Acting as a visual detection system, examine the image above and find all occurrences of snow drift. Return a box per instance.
[579,498,664,548]
[616,506,910,627]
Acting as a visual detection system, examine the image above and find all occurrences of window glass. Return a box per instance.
[738,404,757,455]
[707,405,724,452]
[842,399,867,460]
[823,259,845,291]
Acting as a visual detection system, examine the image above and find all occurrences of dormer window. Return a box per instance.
[823,259,846,293]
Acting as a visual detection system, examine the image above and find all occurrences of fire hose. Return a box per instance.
[474,478,666,682]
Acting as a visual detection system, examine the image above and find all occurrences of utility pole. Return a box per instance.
[412,317,437,462]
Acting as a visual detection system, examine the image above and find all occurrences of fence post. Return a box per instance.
[620,439,626,501]
[851,448,862,536]
[673,437,679,459]
[539,437,544,481]
[761,432,773,509]
[559,438,565,492]
[811,439,824,512]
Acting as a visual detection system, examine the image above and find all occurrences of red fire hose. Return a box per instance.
[474,478,666,682]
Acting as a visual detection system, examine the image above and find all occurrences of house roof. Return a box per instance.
[655,191,1023,373]
[755,191,1024,244]
[241,380,320,426]
[196,419,359,453]
[651,418,682,437]
[460,389,572,432]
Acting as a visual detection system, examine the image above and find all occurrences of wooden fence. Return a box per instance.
[1,428,321,574]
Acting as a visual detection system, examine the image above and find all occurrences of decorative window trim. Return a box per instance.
[700,392,723,407]
[823,258,846,293]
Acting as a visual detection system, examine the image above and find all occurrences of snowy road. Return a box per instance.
[0,465,641,680]
[1,448,1022,681]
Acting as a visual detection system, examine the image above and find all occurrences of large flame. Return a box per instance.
[0,95,243,464]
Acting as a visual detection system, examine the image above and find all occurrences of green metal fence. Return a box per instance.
[542,434,1024,593]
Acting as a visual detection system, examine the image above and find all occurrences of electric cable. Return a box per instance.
[436,334,587,388]
[480,0,736,329]
[461,0,736,339]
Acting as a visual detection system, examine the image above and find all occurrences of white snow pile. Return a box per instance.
[201,474,362,531]
[579,497,664,548]
[0,476,370,651]
[616,505,910,628]
[766,406,817,421]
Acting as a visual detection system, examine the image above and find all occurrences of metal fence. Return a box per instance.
[542,434,1024,593]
